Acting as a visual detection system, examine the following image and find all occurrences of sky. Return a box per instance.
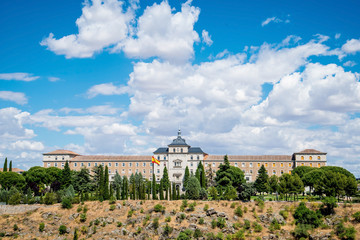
[1,0,360,175]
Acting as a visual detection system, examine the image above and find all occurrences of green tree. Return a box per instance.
[208,186,218,200]
[113,172,122,200]
[254,165,269,195]
[162,166,170,200]
[279,173,292,201]
[0,172,25,190]
[172,182,177,200]
[23,166,49,195]
[103,165,110,200]
[129,173,135,200]
[183,166,190,191]
[186,176,201,200]
[73,168,92,193]
[293,202,322,228]
[302,169,325,193]
[61,161,72,188]
[122,175,128,200]
[238,182,256,201]
[9,160,12,172]
[345,176,357,199]
[291,166,313,179]
[152,173,157,200]
[320,166,355,179]
[46,167,62,191]
[268,175,279,194]
[3,157,7,172]
[223,185,237,200]
[291,174,304,201]
[159,180,164,200]
[200,161,206,188]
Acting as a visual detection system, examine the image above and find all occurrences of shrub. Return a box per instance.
[193,229,203,238]
[188,202,195,211]
[81,226,88,235]
[269,219,281,232]
[94,218,100,225]
[153,217,159,229]
[279,210,289,220]
[352,211,360,222]
[267,206,273,214]
[234,206,243,217]
[117,222,122,227]
[154,204,165,213]
[252,222,262,232]
[293,202,322,228]
[228,229,245,240]
[217,217,226,229]
[320,197,337,216]
[109,196,116,204]
[233,222,242,230]
[163,224,173,236]
[77,206,82,212]
[230,202,237,208]
[73,227,79,240]
[243,206,248,213]
[177,232,191,240]
[8,192,22,205]
[44,192,57,205]
[211,219,217,229]
[110,204,115,211]
[59,225,67,235]
[83,205,88,213]
[13,224,19,231]
[199,218,204,224]
[206,232,216,240]
[203,204,209,211]
[80,213,87,222]
[339,226,356,240]
[61,197,73,209]
[127,210,134,218]
[293,224,311,239]
[180,213,186,220]
[216,232,224,240]
[243,219,251,229]
[39,222,45,232]
[165,216,171,222]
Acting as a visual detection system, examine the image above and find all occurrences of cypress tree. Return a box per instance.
[183,166,190,191]
[152,173,157,200]
[159,180,164,200]
[98,165,104,199]
[9,160,12,172]
[162,166,170,200]
[109,184,114,199]
[3,158,7,172]
[195,166,201,183]
[116,186,120,200]
[122,176,128,200]
[104,165,110,200]
[169,182,172,200]
[172,182,176,200]
[62,161,71,188]
[177,185,180,200]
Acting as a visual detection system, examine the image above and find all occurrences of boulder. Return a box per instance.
[206,208,217,216]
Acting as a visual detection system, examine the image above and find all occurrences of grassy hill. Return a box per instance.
[0,200,359,239]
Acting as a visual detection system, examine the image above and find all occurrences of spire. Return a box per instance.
[178,128,181,137]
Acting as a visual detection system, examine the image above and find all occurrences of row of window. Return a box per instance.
[300,156,321,160]
[157,155,200,160]
[205,162,293,168]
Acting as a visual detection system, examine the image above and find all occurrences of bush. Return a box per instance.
[117,222,122,227]
[188,202,196,211]
[81,226,88,234]
[199,218,204,224]
[73,227,79,240]
[243,219,251,229]
[83,205,88,213]
[252,222,262,232]
[217,217,226,229]
[234,206,243,217]
[293,224,311,239]
[13,224,19,231]
[39,222,45,232]
[177,232,191,240]
[8,192,22,205]
[61,197,73,209]
[279,210,289,220]
[127,210,134,218]
[163,224,173,236]
[109,196,116,204]
[199,188,208,200]
[154,204,165,213]
[230,202,237,208]
[228,229,245,240]
[211,219,217,229]
[110,204,115,211]
[352,211,360,222]
[59,225,67,235]
[44,192,57,205]
[339,226,356,240]
[193,229,203,238]
[320,197,337,216]
[293,202,322,228]
[165,216,171,222]
[153,217,159,229]
[77,206,82,212]
[206,232,216,240]
[203,204,209,211]
[180,213,186,220]
[269,219,281,232]
[80,213,87,222]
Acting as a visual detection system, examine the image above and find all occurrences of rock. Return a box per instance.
[222,227,235,234]
[188,224,197,231]
[69,213,79,220]
[324,215,342,226]
[188,217,198,223]
[206,208,217,216]
[259,213,285,225]
[190,213,206,218]
[116,203,122,209]
[262,234,278,240]
[310,232,332,240]
[41,212,55,219]
[217,212,228,219]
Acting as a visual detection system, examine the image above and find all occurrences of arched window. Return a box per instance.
[317,156,321,160]
[301,156,304,160]
[309,156,312,160]
[181,148,183,153]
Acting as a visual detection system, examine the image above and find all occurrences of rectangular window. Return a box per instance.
[55,163,58,167]
[62,163,64,167]
[157,169,160,174]
[310,163,313,167]
[136,163,139,167]
[136,169,138,173]
[249,163,253,167]
[115,163,118,167]
[109,163,111,167]
[197,155,199,160]
[212,163,215,167]
[47,163,50,167]
[164,156,166,160]
[242,163,245,167]
[101,163,104,166]
[318,163,321,167]
[95,163,98,167]
[205,163,208,167]
[88,163,91,167]
[55,157,57,160]
[150,169,153,173]
[281,163,283,167]
[109,170,111,173]
[289,170,292,174]
[143,163,146,167]
[191,163,193,167]
[81,162,84,167]
[265,163,268,167]
[122,163,125,167]
[289,163,291,167]
[272,163,275,167]
[273,170,276,175]
[281,170,284,174]
[129,163,132,167]
[191,155,193,160]
[235,163,238,167]
[129,169,132,173]
[250,170,253,173]
[143,169,146,174]
[257,163,260,167]
[122,169,125,173]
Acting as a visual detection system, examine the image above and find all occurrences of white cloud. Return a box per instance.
[0,91,28,105]
[11,140,45,151]
[48,77,60,82]
[202,30,213,46]
[118,1,200,63]
[342,38,360,54]
[40,0,136,58]
[343,60,356,67]
[335,33,341,39]
[0,73,39,81]
[261,16,289,27]
[87,83,127,98]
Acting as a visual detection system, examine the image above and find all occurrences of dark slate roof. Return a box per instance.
[153,148,168,154]
[188,147,205,154]
[168,129,190,146]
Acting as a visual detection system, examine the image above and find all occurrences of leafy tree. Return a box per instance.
[8,186,22,205]
[122,175,128,199]
[320,197,337,215]
[268,175,279,194]
[345,176,357,199]
[223,185,237,200]
[24,166,49,195]
[254,165,269,195]
[159,180,164,200]
[279,173,292,201]
[162,166,170,200]
[0,171,25,190]
[3,157,7,172]
[302,169,325,193]
[183,166,190,191]
[113,172,122,200]
[208,186,218,200]
[291,166,313,179]
[9,160,12,172]
[291,174,304,201]
[152,173,157,200]
[320,166,355,179]
[103,165,110,200]
[293,202,322,228]
[46,167,62,191]
[186,176,201,200]
[129,173,135,200]
[314,171,346,198]
[61,161,72,188]
[238,182,256,201]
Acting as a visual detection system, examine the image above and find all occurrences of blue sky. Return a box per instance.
[1,0,360,175]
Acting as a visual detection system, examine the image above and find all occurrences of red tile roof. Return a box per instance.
[0,168,25,172]
[73,155,152,161]
[296,149,325,154]
[43,150,81,155]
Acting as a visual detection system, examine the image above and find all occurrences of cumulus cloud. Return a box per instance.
[0,91,28,105]
[48,77,60,82]
[118,0,200,63]
[261,16,289,27]
[343,60,356,67]
[40,0,136,58]
[202,30,213,46]
[11,140,45,151]
[87,83,127,98]
[342,38,360,54]
[0,72,39,81]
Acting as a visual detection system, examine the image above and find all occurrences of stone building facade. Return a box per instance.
[43,130,327,189]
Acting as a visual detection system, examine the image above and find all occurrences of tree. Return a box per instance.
[46,167,62,191]
[3,157,7,172]
[73,168,92,193]
[61,161,72,188]
[162,166,170,200]
[23,166,49,195]
[320,166,355,179]
[152,173,157,200]
[208,186,218,200]
[291,174,304,201]
[172,182,177,200]
[223,185,237,200]
[0,171,25,190]
[238,182,256,201]
[122,176,128,200]
[199,161,207,188]
[205,164,216,187]
[292,166,313,179]
[183,166,190,191]
[159,180,164,200]
[293,202,322,228]
[345,176,357,199]
[9,161,12,172]
[103,165,110,200]
[129,174,135,200]
[268,175,279,194]
[302,169,325,193]
[113,172,122,200]
[186,176,201,200]
[254,165,269,195]
[279,173,292,201]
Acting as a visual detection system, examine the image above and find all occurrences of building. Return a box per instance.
[43,130,327,189]
[0,168,25,174]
